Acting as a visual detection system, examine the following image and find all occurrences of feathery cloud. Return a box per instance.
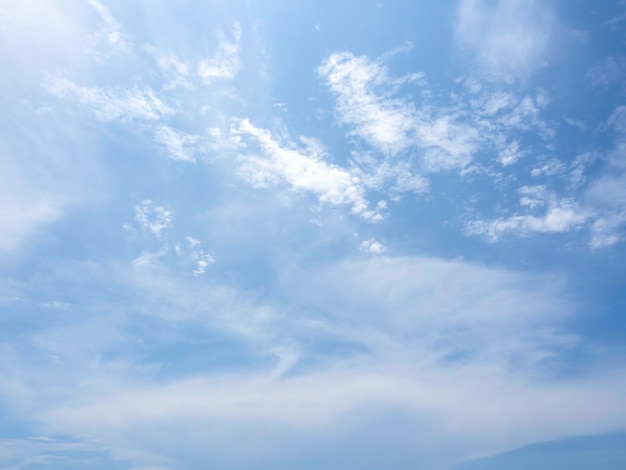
[45,76,171,122]
[198,22,242,83]
[134,200,174,238]
[153,126,200,163]
[235,119,382,221]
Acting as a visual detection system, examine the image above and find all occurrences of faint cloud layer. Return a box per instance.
[198,22,242,83]
[6,256,623,469]
[456,0,553,81]
[45,76,172,122]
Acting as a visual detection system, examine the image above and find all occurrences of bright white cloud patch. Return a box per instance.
[236,118,382,221]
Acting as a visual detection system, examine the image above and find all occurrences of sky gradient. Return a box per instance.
[1,0,626,468]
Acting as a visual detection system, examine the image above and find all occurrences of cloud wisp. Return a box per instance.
[455,0,553,82]
[466,106,626,248]
[198,22,242,83]
[235,118,383,221]
[318,51,480,172]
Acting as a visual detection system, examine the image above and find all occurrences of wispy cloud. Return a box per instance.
[467,105,626,248]
[318,52,416,156]
[153,126,200,163]
[4,255,622,468]
[45,76,171,122]
[0,436,109,469]
[318,52,480,175]
[531,158,567,178]
[133,200,174,239]
[143,45,191,90]
[588,56,626,94]
[181,236,215,276]
[466,186,589,241]
[351,154,429,195]
[198,22,242,83]
[455,0,553,81]
[235,119,383,221]
[87,0,131,52]
[318,48,559,202]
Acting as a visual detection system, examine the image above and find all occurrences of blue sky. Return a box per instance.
[1,0,626,468]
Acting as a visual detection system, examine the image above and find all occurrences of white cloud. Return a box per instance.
[0,111,105,257]
[567,152,598,189]
[183,237,215,276]
[144,46,189,77]
[318,52,480,174]
[134,200,174,238]
[191,251,215,276]
[0,187,62,254]
[0,3,111,256]
[198,22,242,83]
[589,212,626,249]
[499,140,526,166]
[455,0,553,81]
[466,104,626,248]
[185,236,201,249]
[5,256,623,469]
[205,126,246,157]
[318,52,415,156]
[3,2,626,468]
[235,119,382,221]
[350,153,429,195]
[417,116,479,171]
[579,106,626,248]
[531,158,567,178]
[498,94,554,139]
[360,238,386,254]
[87,0,131,51]
[0,436,107,469]
[131,250,167,269]
[153,126,200,163]
[585,173,626,249]
[143,45,191,90]
[466,186,589,241]
[30,364,626,469]
[588,56,626,93]
[467,89,555,166]
[45,76,171,122]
